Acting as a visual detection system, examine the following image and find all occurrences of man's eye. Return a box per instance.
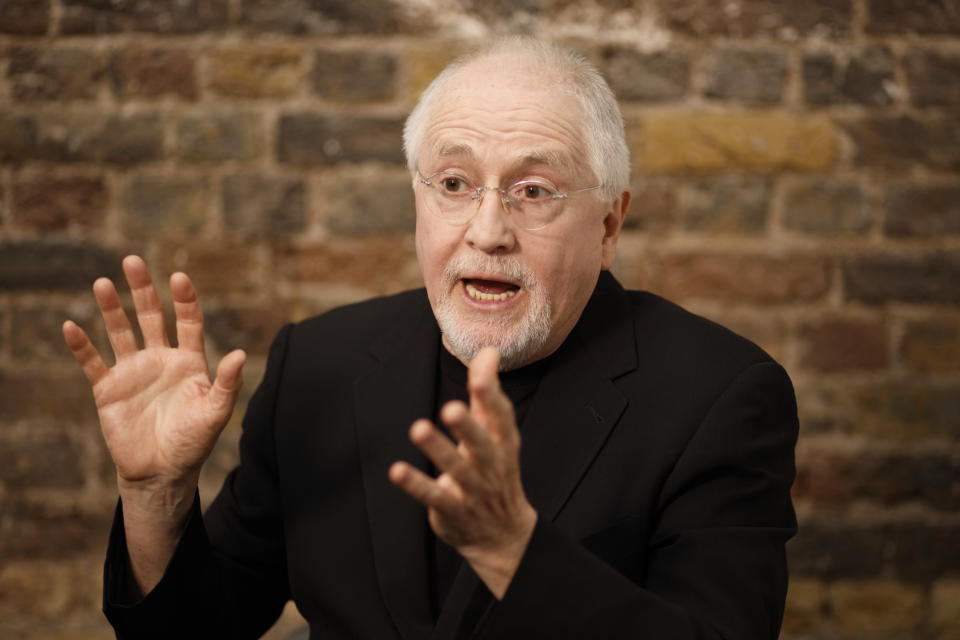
[516,183,554,200]
[440,176,469,193]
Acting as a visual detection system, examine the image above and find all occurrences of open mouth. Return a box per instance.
[463,278,520,302]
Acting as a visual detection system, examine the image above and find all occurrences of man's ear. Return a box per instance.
[600,189,631,270]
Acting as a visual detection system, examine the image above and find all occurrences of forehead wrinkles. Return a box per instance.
[424,87,587,168]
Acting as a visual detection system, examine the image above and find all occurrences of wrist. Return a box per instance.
[117,474,198,531]
[461,505,537,599]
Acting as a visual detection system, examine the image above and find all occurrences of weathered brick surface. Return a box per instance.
[831,580,925,636]
[0,242,121,291]
[846,116,960,171]
[866,0,960,35]
[653,252,831,304]
[0,431,85,489]
[622,177,677,233]
[175,112,263,162]
[122,175,210,235]
[61,0,229,34]
[312,50,397,103]
[12,175,107,232]
[679,178,769,235]
[905,50,960,107]
[317,166,415,235]
[900,318,960,373]
[277,114,406,165]
[239,0,418,35]
[885,183,960,237]
[844,252,960,304]
[4,4,960,638]
[209,45,303,98]
[803,47,896,106]
[222,174,305,235]
[797,317,887,372]
[600,47,690,103]
[782,180,872,235]
[932,580,960,640]
[0,0,50,34]
[705,48,788,105]
[110,48,198,100]
[640,112,837,173]
[7,47,103,102]
[658,0,852,38]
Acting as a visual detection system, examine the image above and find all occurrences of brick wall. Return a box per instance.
[1,1,958,638]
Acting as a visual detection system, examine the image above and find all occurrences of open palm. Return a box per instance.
[63,256,245,487]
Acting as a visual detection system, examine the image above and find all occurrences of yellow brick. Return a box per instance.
[831,580,925,637]
[209,45,303,98]
[639,111,837,173]
[933,580,960,640]
[782,578,825,634]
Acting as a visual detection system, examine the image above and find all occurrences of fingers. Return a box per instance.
[122,255,169,349]
[93,276,139,360]
[388,461,459,512]
[62,320,109,386]
[170,272,204,353]
[209,349,246,414]
[467,347,516,443]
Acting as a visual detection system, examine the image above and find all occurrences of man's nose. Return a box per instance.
[464,188,516,253]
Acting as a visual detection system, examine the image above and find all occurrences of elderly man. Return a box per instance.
[64,37,797,639]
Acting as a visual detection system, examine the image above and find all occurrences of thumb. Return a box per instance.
[209,349,247,414]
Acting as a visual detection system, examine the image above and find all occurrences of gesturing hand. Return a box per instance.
[62,255,245,502]
[389,347,537,599]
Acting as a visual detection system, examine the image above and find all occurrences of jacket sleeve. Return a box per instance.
[476,361,799,640]
[102,324,295,639]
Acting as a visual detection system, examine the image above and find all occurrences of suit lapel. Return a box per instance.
[433,272,638,639]
[355,296,439,640]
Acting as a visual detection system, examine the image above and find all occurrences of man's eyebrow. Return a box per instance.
[436,142,476,159]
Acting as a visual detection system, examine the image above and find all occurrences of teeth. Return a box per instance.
[465,282,517,302]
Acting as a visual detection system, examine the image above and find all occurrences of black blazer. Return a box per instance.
[104,272,798,640]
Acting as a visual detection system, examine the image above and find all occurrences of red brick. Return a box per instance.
[13,175,106,232]
[277,238,421,296]
[797,317,888,372]
[157,241,264,295]
[653,252,831,304]
[844,251,960,304]
[110,47,198,100]
[846,116,960,172]
[899,317,960,372]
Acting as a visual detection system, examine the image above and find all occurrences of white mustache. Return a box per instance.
[441,254,538,290]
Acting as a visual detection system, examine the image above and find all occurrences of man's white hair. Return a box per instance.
[402,36,630,203]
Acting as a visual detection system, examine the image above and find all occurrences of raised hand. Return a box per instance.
[62,255,245,594]
[64,255,245,490]
[389,347,537,599]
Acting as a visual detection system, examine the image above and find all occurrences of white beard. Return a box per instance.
[432,254,552,371]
